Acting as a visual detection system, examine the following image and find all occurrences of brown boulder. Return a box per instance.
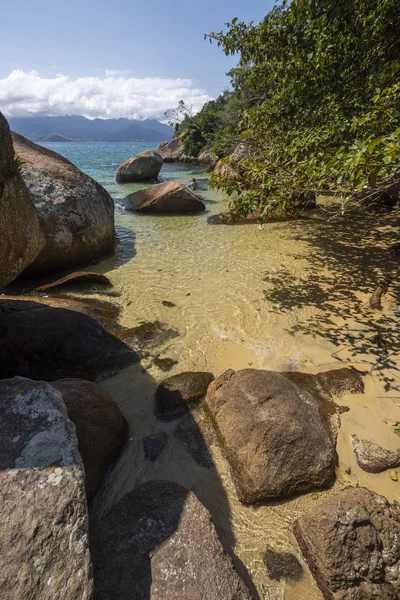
[351,434,400,473]
[53,379,128,501]
[155,371,215,414]
[205,369,337,503]
[126,181,205,213]
[294,487,400,600]
[90,480,252,600]
[12,132,114,274]
[0,297,138,381]
[116,150,163,182]
[0,377,93,599]
[0,113,44,287]
[156,137,189,162]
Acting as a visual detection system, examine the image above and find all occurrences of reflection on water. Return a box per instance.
[44,142,400,600]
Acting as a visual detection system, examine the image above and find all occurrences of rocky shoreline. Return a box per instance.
[1,110,400,599]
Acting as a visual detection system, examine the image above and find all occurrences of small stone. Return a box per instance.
[142,432,168,461]
[162,300,176,307]
[263,546,303,583]
[390,470,398,481]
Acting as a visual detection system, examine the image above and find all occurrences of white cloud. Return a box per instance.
[0,70,212,120]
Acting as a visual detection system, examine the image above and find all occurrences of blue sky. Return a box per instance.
[0,0,274,119]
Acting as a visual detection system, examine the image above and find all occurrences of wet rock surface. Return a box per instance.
[142,432,168,461]
[351,434,400,473]
[12,132,114,274]
[0,298,138,381]
[126,181,206,213]
[0,113,45,288]
[53,378,128,501]
[263,546,303,583]
[35,271,112,291]
[294,487,400,600]
[156,371,215,414]
[0,377,93,599]
[116,150,163,182]
[90,480,252,600]
[174,414,214,467]
[205,369,338,503]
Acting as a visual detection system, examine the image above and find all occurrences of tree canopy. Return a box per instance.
[178,0,400,218]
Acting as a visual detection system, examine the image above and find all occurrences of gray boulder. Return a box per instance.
[0,377,93,599]
[0,113,44,287]
[126,180,205,213]
[90,480,252,600]
[205,369,338,503]
[116,150,163,182]
[294,487,400,600]
[12,132,114,274]
[351,434,400,473]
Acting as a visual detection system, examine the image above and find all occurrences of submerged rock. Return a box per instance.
[263,546,303,583]
[294,487,400,600]
[0,112,45,288]
[35,271,112,291]
[174,414,214,467]
[0,377,93,599]
[0,298,138,381]
[205,369,337,503]
[90,480,252,600]
[351,434,400,473]
[156,371,215,414]
[142,432,168,461]
[116,150,163,182]
[53,379,128,501]
[125,181,206,213]
[12,132,115,274]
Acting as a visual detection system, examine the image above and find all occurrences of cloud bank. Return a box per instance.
[0,70,212,120]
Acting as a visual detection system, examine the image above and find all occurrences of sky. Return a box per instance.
[0,0,273,120]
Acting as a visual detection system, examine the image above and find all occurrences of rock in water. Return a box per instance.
[53,379,128,501]
[12,132,114,274]
[205,369,337,503]
[0,112,44,288]
[0,377,93,599]
[351,434,400,473]
[90,480,252,600]
[0,298,138,381]
[155,371,215,414]
[294,487,400,600]
[35,270,112,291]
[116,150,163,182]
[126,181,206,213]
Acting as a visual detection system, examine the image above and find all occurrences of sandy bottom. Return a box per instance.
[78,189,400,599]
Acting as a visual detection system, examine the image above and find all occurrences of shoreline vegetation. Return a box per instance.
[0,0,399,598]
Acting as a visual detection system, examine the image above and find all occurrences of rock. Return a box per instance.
[231,143,250,162]
[90,480,252,600]
[198,151,216,165]
[12,132,114,274]
[294,487,400,600]
[351,434,400,473]
[52,379,128,501]
[35,271,112,291]
[263,546,303,583]
[142,432,168,461]
[156,371,215,414]
[0,377,93,599]
[155,137,190,162]
[126,181,205,213]
[116,150,163,182]
[205,369,337,503]
[0,113,45,288]
[152,357,178,371]
[0,298,138,381]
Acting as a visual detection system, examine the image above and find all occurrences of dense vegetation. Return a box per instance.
[176,0,400,218]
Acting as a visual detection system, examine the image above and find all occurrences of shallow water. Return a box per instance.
[44,142,400,599]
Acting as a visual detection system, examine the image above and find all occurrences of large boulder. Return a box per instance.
[53,379,128,501]
[294,487,400,600]
[126,181,205,213]
[12,132,115,274]
[90,480,252,600]
[116,150,163,182]
[155,137,187,162]
[0,113,44,287]
[155,371,215,414]
[0,297,138,381]
[205,369,338,503]
[0,377,93,599]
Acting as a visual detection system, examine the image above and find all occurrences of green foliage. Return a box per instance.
[205,0,400,217]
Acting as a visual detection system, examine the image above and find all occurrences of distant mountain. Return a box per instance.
[7,115,173,143]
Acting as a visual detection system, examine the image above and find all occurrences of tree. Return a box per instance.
[205,0,400,218]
